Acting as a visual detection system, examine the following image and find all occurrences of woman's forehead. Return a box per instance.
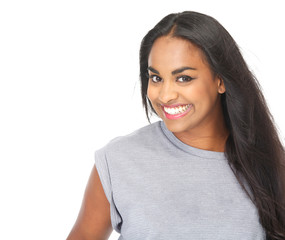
[148,36,207,70]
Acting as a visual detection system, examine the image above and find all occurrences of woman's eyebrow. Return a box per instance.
[171,66,196,75]
[147,66,160,74]
[147,66,196,75]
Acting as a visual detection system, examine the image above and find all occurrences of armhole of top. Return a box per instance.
[94,147,123,233]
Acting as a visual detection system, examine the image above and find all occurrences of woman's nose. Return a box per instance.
[158,81,178,104]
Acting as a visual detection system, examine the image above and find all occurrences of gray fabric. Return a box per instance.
[95,120,266,239]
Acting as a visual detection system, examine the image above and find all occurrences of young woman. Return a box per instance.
[67,11,285,240]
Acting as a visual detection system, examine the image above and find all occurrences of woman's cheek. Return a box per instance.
[186,84,205,102]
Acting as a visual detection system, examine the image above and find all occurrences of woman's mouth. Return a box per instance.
[162,104,193,120]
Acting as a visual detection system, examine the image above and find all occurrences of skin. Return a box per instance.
[66,165,113,240]
[147,36,229,152]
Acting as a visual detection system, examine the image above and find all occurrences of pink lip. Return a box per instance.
[162,104,193,120]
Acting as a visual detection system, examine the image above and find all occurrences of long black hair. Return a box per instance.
[139,11,285,239]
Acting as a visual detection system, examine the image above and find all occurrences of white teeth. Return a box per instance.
[164,104,191,115]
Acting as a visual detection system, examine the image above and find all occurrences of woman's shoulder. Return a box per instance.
[109,120,161,147]
[97,120,162,154]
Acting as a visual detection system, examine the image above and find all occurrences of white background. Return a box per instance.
[0,0,284,239]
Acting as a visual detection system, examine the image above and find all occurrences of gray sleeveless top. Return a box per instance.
[95,120,266,239]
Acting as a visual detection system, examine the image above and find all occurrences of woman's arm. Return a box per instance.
[66,165,113,240]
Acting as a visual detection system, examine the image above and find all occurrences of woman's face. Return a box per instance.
[147,36,226,135]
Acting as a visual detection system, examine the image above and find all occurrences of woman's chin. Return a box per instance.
[162,119,194,134]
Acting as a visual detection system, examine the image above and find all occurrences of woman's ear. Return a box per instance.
[217,77,226,94]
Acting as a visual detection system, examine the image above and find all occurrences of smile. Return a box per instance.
[162,104,193,119]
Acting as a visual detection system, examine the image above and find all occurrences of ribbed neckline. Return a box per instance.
[159,120,226,160]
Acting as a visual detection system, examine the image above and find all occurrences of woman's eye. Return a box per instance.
[149,75,162,83]
[177,75,194,82]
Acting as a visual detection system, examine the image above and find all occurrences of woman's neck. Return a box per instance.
[173,114,229,152]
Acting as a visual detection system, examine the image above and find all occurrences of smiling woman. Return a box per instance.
[67,11,285,240]
[147,37,228,152]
